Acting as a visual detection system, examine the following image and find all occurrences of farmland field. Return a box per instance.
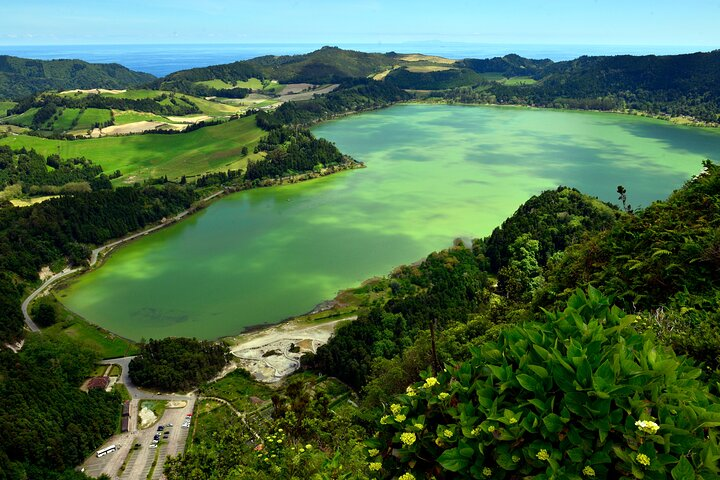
[0,115,265,182]
[0,101,16,117]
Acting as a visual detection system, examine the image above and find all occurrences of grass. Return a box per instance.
[90,364,108,376]
[45,108,82,131]
[109,365,122,376]
[114,383,131,402]
[191,400,238,445]
[139,400,167,429]
[43,291,139,358]
[196,79,237,89]
[502,76,537,86]
[0,115,265,182]
[9,195,59,207]
[113,110,168,125]
[4,107,39,127]
[476,72,507,82]
[0,101,16,117]
[200,369,273,412]
[406,65,454,73]
[77,108,112,128]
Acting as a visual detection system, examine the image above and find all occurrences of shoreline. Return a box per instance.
[20,99,714,365]
[21,159,364,344]
[403,98,720,128]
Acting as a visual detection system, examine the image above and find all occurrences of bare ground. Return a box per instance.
[229,316,356,382]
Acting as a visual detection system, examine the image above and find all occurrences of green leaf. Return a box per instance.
[517,373,541,392]
[671,457,695,480]
[543,413,565,433]
[438,447,471,472]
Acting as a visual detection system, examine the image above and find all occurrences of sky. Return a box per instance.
[1,0,719,47]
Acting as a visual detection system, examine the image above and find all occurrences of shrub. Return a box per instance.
[367,288,720,479]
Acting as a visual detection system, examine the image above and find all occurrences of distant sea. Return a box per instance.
[0,43,715,77]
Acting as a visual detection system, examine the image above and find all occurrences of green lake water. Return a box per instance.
[60,104,720,340]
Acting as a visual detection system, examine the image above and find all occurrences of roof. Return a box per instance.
[87,376,110,390]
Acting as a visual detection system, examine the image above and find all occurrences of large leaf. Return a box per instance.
[671,457,695,480]
[438,447,472,472]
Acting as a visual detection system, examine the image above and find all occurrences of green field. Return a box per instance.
[476,72,507,82]
[77,108,112,128]
[200,369,272,412]
[5,107,39,127]
[0,101,16,117]
[196,79,238,89]
[46,108,83,131]
[191,400,240,445]
[42,292,138,359]
[502,76,538,85]
[0,115,265,181]
[98,89,241,116]
[113,110,169,125]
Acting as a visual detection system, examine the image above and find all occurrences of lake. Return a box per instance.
[59,105,720,340]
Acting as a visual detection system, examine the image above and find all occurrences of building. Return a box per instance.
[87,376,110,390]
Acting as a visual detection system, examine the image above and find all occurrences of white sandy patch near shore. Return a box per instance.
[138,407,157,429]
[230,317,356,383]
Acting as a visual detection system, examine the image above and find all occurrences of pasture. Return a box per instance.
[0,115,266,182]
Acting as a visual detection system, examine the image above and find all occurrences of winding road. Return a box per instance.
[21,189,225,334]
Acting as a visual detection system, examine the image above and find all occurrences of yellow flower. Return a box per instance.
[509,417,518,424]
[424,377,439,388]
[435,437,443,447]
[299,448,305,453]
[414,423,423,430]
[400,432,416,446]
[391,404,402,415]
[482,467,492,477]
[583,466,596,476]
[278,428,283,433]
[368,462,382,471]
[380,415,391,425]
[277,439,282,444]
[471,427,481,436]
[368,448,379,456]
[399,474,415,480]
[636,453,650,466]
[443,429,453,438]
[438,392,450,400]
[536,449,550,461]
[635,420,660,435]
[305,444,312,450]
[512,455,520,463]
[395,414,407,422]
[488,425,495,433]
[406,386,417,397]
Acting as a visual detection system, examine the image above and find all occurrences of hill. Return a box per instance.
[0,55,155,100]
[162,46,456,86]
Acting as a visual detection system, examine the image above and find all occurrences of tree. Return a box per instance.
[34,302,57,327]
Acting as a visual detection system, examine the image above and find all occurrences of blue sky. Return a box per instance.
[1,0,719,46]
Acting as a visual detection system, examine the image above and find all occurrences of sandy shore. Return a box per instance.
[228,316,355,383]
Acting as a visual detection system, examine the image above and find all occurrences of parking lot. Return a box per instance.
[81,398,194,479]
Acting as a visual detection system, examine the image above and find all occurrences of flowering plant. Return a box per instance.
[366,288,720,478]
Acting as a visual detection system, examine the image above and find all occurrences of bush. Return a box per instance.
[367,288,720,479]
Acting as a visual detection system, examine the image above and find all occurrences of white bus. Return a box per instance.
[96,445,117,458]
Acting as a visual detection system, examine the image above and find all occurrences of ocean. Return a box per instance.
[0,43,714,77]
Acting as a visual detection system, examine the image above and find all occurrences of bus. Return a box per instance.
[96,445,117,458]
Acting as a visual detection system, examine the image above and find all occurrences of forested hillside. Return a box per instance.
[165,163,720,479]
[0,55,154,99]
[0,337,118,480]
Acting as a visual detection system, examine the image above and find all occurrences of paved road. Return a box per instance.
[21,267,80,331]
[21,189,225,334]
[81,358,196,479]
